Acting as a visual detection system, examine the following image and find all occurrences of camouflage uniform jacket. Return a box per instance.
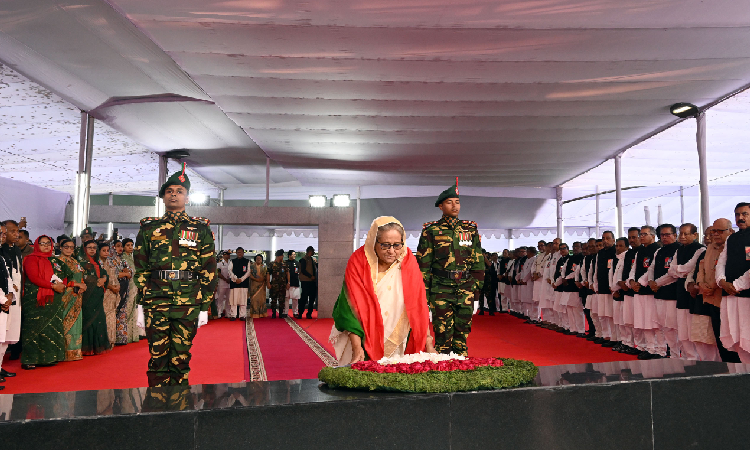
[133,210,217,311]
[416,215,485,295]
[268,260,287,293]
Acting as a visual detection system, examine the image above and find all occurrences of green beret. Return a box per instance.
[159,163,191,198]
[435,183,459,207]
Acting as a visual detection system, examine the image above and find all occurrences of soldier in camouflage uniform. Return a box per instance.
[416,182,485,356]
[134,164,217,387]
[267,249,289,319]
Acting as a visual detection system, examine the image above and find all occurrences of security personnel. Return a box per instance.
[268,249,288,319]
[134,164,217,387]
[416,182,485,356]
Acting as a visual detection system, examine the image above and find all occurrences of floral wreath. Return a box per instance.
[319,355,538,393]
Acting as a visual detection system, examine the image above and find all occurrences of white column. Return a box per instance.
[155,155,167,217]
[615,155,623,238]
[73,112,94,237]
[595,185,600,238]
[507,229,513,251]
[107,192,114,239]
[658,204,663,226]
[264,156,270,207]
[354,186,361,250]
[696,112,710,232]
[679,186,685,225]
[556,186,564,239]
[644,206,651,226]
[218,189,225,251]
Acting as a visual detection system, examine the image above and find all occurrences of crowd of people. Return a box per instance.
[479,202,750,363]
[0,224,143,390]
[213,246,318,321]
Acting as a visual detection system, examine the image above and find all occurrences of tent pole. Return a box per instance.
[264,156,270,207]
[354,186,361,251]
[696,112,710,232]
[508,229,513,251]
[615,155,623,238]
[74,112,94,238]
[595,185,600,238]
[556,186,564,239]
[218,189,225,252]
[679,186,685,225]
[644,206,651,226]
[155,155,167,217]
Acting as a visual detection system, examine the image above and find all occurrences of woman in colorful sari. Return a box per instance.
[21,236,85,369]
[330,217,435,365]
[110,240,134,345]
[248,254,268,319]
[99,243,120,347]
[80,239,110,355]
[58,237,86,361]
[121,238,140,343]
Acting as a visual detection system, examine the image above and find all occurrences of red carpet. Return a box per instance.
[251,317,327,381]
[0,318,247,394]
[297,313,637,367]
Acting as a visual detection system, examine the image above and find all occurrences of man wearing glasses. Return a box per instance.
[643,224,681,358]
[716,202,750,362]
[629,226,661,359]
[417,182,485,356]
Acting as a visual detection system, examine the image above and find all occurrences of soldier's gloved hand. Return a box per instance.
[198,311,208,328]
[137,305,145,329]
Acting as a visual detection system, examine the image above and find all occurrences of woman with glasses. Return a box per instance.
[20,236,81,369]
[330,217,435,365]
[80,239,110,355]
[58,237,87,361]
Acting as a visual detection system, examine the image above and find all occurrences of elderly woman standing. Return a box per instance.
[80,239,110,355]
[58,237,87,361]
[330,217,435,365]
[121,238,140,343]
[21,236,85,369]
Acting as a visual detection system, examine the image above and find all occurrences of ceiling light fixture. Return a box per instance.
[332,194,351,207]
[309,195,327,208]
[164,149,191,159]
[669,102,699,118]
[190,193,208,204]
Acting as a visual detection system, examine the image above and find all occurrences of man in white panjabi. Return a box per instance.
[227,248,251,321]
[330,217,434,365]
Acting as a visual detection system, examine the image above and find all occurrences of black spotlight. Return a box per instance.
[165,149,190,159]
[669,103,699,118]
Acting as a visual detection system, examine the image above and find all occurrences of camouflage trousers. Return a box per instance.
[428,284,474,356]
[144,304,200,387]
[269,286,286,313]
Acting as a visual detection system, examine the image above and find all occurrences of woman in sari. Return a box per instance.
[99,243,120,347]
[80,239,110,355]
[121,238,140,343]
[330,217,435,365]
[248,254,268,319]
[21,236,85,369]
[58,237,87,361]
[110,240,133,345]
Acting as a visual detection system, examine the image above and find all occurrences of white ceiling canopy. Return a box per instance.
[0,0,749,210]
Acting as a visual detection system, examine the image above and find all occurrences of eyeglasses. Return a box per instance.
[38,241,52,247]
[62,244,76,249]
[659,233,674,238]
[638,233,653,237]
[376,241,404,250]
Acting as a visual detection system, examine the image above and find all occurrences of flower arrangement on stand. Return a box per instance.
[319,352,538,393]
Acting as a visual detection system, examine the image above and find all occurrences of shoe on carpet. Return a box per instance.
[489,312,495,316]
[0,376,4,383]
[306,313,312,319]
[478,310,484,315]
[280,313,287,318]
[0,385,4,390]
[601,340,618,348]
[0,369,16,377]
[272,311,276,319]
[230,317,236,321]
[21,364,36,370]
[637,352,654,360]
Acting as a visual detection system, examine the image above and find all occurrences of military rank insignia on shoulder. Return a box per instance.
[422,220,438,229]
[140,217,160,226]
[191,216,210,226]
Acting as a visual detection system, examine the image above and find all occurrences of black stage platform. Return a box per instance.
[2,359,750,450]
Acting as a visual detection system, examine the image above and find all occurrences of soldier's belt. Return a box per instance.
[431,268,470,282]
[152,270,198,281]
